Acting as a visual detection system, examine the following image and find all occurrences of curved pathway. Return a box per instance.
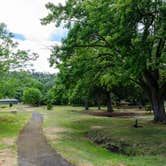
[17,112,73,166]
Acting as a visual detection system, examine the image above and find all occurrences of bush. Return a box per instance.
[9,103,13,107]
[47,103,53,110]
[23,88,42,106]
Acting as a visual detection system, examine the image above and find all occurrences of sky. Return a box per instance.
[0,0,67,73]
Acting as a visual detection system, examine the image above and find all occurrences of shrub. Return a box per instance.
[47,103,53,110]
[23,88,42,106]
[9,103,13,107]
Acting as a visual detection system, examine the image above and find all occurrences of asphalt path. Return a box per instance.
[17,112,73,166]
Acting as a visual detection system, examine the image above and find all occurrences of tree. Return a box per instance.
[0,23,38,74]
[0,78,19,98]
[23,88,42,106]
[0,22,39,101]
[47,75,69,105]
[42,0,166,122]
[31,72,55,90]
[51,47,114,111]
[4,71,43,99]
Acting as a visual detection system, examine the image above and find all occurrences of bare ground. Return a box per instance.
[0,149,16,166]
[86,111,150,118]
[17,112,74,166]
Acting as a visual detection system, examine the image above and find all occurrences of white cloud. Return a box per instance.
[16,39,61,73]
[0,0,66,73]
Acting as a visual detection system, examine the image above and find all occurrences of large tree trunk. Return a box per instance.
[97,98,101,110]
[139,71,166,122]
[84,103,89,110]
[151,95,166,122]
[106,92,113,112]
[97,104,101,110]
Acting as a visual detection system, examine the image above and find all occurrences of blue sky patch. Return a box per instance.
[13,33,26,41]
[51,30,68,42]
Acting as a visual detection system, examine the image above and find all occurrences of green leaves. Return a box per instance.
[0,23,38,75]
[42,0,166,107]
[23,88,42,105]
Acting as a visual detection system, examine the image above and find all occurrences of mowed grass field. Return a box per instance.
[40,106,166,166]
[0,105,31,165]
[0,105,165,166]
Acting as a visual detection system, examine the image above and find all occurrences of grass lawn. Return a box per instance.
[0,105,31,165]
[40,106,166,166]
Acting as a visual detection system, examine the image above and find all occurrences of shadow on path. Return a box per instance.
[17,112,73,166]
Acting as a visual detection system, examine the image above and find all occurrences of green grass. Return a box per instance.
[0,112,30,138]
[0,106,31,166]
[41,106,166,166]
[0,109,31,152]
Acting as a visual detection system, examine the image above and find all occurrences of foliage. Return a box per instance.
[42,0,166,121]
[47,103,53,110]
[0,71,55,106]
[22,88,42,106]
[0,23,38,76]
[46,76,68,105]
[31,72,55,92]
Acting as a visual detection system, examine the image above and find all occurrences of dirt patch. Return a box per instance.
[44,128,61,141]
[86,111,148,118]
[44,127,73,144]
[1,138,14,147]
[44,127,69,134]
[45,134,60,141]
[0,149,16,166]
[17,112,74,166]
[87,130,141,156]
[0,117,15,122]
[113,164,125,166]
[78,162,94,166]
[90,126,104,130]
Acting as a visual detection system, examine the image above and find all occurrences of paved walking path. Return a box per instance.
[17,112,73,166]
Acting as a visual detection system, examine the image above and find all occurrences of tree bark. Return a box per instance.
[98,104,101,110]
[97,98,101,110]
[84,103,89,110]
[106,92,113,112]
[151,95,166,122]
[139,72,166,122]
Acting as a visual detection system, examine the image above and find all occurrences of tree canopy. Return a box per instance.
[0,23,38,75]
[23,87,42,106]
[42,0,166,122]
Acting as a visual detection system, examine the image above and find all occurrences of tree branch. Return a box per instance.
[155,38,165,58]
[73,44,109,48]
[144,69,159,91]
[138,78,152,99]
